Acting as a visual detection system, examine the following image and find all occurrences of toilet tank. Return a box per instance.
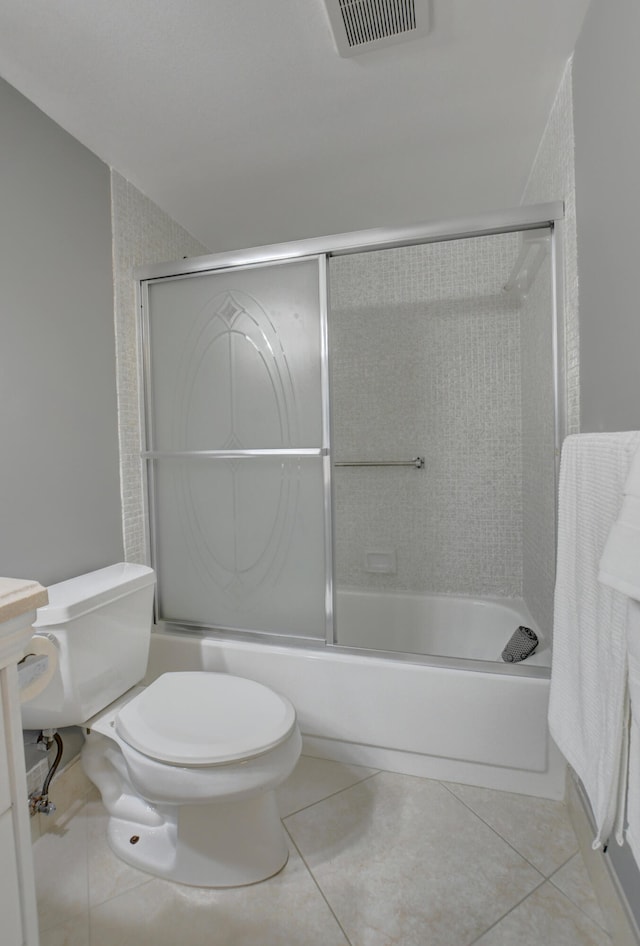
[21,563,156,730]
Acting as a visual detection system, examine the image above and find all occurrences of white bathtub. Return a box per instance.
[335,589,550,665]
[148,592,564,800]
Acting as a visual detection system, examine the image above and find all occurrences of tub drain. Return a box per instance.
[501,626,538,663]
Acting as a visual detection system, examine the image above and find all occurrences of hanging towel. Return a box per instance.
[625,601,640,868]
[598,442,640,869]
[549,431,640,848]
[599,443,640,598]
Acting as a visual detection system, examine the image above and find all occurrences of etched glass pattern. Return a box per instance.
[148,260,323,451]
[145,258,327,638]
[153,457,326,636]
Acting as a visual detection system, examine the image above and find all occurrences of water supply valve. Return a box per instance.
[29,792,56,816]
[27,728,63,818]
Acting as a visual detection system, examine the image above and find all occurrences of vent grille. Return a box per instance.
[339,0,416,47]
[324,0,430,57]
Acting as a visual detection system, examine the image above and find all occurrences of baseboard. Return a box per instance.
[566,771,640,946]
[302,732,567,799]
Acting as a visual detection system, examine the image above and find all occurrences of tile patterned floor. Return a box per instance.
[34,756,612,946]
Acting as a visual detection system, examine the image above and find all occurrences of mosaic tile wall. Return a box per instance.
[520,60,578,637]
[110,171,208,563]
[329,234,527,599]
[523,59,579,436]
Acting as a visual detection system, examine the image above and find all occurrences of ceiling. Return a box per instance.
[0,0,590,252]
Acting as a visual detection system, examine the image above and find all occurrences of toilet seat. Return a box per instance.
[115,671,297,766]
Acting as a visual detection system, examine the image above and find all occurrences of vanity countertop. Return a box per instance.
[0,578,48,627]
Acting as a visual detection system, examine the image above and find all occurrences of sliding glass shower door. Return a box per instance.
[142,256,330,640]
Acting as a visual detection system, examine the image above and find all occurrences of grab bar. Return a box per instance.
[334,457,425,469]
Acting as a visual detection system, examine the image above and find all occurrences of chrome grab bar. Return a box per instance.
[334,457,425,469]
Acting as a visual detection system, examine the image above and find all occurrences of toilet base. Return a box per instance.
[107,792,290,887]
[82,723,301,888]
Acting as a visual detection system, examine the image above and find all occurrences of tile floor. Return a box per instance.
[33,756,612,946]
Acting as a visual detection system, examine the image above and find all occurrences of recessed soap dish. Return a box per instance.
[364,550,397,574]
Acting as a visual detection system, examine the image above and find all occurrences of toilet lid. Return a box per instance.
[115,672,297,765]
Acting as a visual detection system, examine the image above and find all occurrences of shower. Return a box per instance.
[137,205,562,670]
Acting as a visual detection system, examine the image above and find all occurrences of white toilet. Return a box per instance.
[21,563,302,887]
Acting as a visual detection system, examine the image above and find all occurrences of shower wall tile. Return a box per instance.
[330,235,525,599]
[330,233,522,309]
[110,171,209,564]
[522,59,579,436]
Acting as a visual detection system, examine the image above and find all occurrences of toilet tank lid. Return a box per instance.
[33,563,155,625]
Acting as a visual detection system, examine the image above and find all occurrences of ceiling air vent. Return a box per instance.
[324,0,431,57]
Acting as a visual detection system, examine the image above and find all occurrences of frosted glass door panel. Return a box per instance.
[144,255,328,638]
[147,258,324,451]
[153,457,327,638]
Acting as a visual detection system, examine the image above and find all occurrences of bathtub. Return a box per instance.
[148,592,564,800]
[335,589,550,665]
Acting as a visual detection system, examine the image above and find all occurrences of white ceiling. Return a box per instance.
[0,0,590,252]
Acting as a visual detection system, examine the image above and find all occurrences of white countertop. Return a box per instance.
[0,579,48,626]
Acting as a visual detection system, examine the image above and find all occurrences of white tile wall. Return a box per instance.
[110,172,209,563]
[329,234,527,598]
[522,59,579,436]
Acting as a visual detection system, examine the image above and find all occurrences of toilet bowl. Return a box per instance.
[83,672,302,886]
[20,564,302,887]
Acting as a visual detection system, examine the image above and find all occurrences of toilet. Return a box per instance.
[20,563,302,887]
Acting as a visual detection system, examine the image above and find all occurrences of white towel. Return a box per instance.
[599,443,640,598]
[626,600,640,867]
[599,442,640,870]
[549,431,640,848]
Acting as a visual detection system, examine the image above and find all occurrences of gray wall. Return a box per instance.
[573,0,640,924]
[0,78,123,585]
[573,0,640,433]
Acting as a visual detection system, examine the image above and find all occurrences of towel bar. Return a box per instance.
[334,457,425,469]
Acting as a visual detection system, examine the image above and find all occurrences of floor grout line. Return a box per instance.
[546,878,613,939]
[439,781,576,879]
[36,765,610,946]
[88,874,156,914]
[283,822,354,946]
[467,875,548,945]
[547,853,612,935]
[281,769,382,820]
[547,849,580,877]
